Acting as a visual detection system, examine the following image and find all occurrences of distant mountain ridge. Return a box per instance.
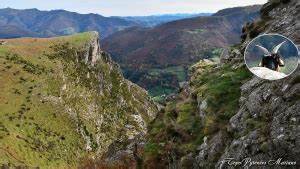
[117,13,212,27]
[0,8,211,39]
[102,5,262,98]
[0,8,138,39]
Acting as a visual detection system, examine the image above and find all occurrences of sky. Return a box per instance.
[0,0,268,16]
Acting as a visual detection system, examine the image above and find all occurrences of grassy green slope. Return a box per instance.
[0,32,157,168]
[0,33,91,168]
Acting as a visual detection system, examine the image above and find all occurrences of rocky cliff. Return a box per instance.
[213,0,300,168]
[140,0,299,168]
[0,31,158,168]
[195,0,299,168]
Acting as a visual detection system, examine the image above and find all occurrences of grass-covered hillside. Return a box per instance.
[0,32,158,168]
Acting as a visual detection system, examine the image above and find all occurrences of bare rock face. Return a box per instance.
[216,70,300,168]
[194,131,230,169]
[250,67,287,80]
[84,31,101,65]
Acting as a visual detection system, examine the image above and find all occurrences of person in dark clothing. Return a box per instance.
[256,41,286,72]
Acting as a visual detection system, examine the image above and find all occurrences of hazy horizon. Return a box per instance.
[0,0,267,17]
[0,7,213,17]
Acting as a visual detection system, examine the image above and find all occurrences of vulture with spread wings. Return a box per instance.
[256,41,286,72]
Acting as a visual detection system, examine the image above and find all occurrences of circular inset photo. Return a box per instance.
[244,34,299,80]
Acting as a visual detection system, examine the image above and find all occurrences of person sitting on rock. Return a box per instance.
[256,41,286,72]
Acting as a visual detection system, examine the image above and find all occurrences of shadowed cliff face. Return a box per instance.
[0,31,158,168]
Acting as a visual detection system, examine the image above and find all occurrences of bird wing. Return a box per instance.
[272,41,286,54]
[255,45,271,56]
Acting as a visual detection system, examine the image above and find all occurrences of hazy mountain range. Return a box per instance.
[117,13,212,27]
[0,8,137,38]
[0,8,209,39]
[102,5,262,97]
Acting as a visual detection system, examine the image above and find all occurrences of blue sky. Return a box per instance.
[0,0,268,16]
